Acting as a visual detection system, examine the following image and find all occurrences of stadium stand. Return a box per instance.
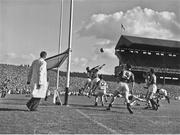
[115,35,180,85]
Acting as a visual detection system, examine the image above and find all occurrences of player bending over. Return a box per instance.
[106,64,135,114]
[90,74,108,106]
[156,88,170,106]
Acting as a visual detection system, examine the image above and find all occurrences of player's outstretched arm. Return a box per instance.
[91,65,100,71]
[99,64,106,69]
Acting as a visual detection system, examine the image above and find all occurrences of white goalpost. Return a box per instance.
[46,0,73,105]
[54,0,64,105]
[64,0,73,105]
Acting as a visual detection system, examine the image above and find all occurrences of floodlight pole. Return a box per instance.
[53,0,63,104]
[64,0,73,105]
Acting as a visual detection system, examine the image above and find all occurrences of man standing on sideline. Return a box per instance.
[26,51,48,111]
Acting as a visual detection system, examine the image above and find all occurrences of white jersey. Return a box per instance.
[97,79,108,94]
[122,70,132,80]
[159,89,167,96]
[118,70,134,83]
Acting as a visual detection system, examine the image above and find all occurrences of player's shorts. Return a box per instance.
[148,84,157,93]
[91,78,100,85]
[113,82,130,98]
[87,78,91,83]
[93,86,106,97]
[86,78,92,86]
[146,84,157,100]
[93,91,105,97]
[91,78,100,89]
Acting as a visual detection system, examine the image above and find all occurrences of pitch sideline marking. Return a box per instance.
[75,109,120,134]
[88,113,116,116]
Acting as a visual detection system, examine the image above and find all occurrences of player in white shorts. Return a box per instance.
[91,74,108,106]
[106,64,135,114]
[145,68,158,110]
[156,88,170,105]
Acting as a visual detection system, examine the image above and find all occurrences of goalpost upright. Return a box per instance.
[64,0,74,105]
[53,0,64,104]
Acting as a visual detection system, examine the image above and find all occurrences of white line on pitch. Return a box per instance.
[76,109,120,134]
[88,113,115,116]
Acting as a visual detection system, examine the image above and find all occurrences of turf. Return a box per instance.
[0,94,180,134]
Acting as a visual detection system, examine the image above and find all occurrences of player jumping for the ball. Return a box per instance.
[85,64,105,96]
[106,64,135,114]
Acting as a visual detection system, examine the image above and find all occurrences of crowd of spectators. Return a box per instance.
[0,64,179,99]
[0,64,29,94]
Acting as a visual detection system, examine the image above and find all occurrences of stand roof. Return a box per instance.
[115,35,180,53]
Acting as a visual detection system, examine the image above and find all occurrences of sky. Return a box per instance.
[0,0,180,75]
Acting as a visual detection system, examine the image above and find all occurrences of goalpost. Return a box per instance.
[45,0,73,105]
[64,0,73,105]
[55,0,63,105]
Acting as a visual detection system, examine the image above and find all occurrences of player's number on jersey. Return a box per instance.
[123,71,131,80]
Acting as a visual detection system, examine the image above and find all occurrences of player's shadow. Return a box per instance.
[69,104,127,114]
[112,105,142,111]
[70,104,97,108]
[0,108,28,112]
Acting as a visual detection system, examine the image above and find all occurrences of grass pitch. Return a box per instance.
[0,94,180,134]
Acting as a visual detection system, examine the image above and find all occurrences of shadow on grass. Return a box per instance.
[112,105,143,111]
[0,108,28,112]
[69,103,141,110]
[68,104,127,114]
[69,104,97,108]
[0,102,26,105]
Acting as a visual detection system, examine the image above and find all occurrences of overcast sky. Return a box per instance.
[0,0,180,74]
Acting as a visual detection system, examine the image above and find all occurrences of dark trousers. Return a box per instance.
[26,97,41,111]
